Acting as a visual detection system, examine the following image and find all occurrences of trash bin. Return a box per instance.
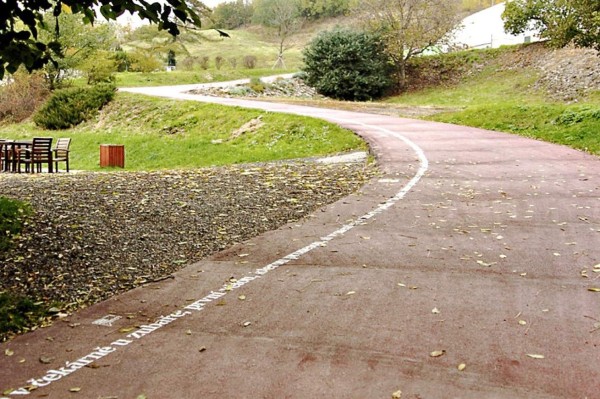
[100,144,125,168]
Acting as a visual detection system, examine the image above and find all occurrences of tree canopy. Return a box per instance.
[358,0,461,90]
[0,0,202,79]
[503,0,600,52]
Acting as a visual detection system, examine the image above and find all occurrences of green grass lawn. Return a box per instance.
[0,93,367,171]
[115,67,298,87]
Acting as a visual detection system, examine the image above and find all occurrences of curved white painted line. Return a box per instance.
[6,97,429,397]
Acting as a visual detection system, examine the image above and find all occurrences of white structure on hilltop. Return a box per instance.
[451,2,541,49]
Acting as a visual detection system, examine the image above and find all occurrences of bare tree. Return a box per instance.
[253,0,304,69]
[358,0,462,90]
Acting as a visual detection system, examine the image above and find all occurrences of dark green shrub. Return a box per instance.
[0,196,31,252]
[303,29,393,101]
[0,292,50,342]
[33,84,115,130]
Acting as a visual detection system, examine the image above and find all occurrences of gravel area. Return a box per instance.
[0,162,376,311]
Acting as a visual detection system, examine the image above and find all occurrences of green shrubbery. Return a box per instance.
[33,84,116,129]
[0,292,49,342]
[555,107,600,126]
[0,196,30,252]
[303,29,392,101]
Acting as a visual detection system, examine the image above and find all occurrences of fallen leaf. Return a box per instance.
[39,356,54,364]
[5,349,14,356]
[238,295,246,300]
[238,253,249,258]
[198,346,207,352]
[458,363,466,371]
[581,270,589,278]
[526,354,545,359]
[243,321,252,327]
[392,390,402,399]
[186,330,192,335]
[118,327,135,333]
[518,320,527,326]
[69,387,81,393]
[397,283,406,287]
[476,260,496,267]
[346,291,356,296]
[430,350,446,358]
[432,308,440,314]
[588,288,600,292]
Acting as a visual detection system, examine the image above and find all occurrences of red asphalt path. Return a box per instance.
[1,84,599,398]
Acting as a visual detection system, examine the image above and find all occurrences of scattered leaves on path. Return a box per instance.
[0,163,375,339]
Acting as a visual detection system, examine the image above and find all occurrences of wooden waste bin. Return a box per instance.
[100,144,125,168]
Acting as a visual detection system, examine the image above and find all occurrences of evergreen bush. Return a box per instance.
[33,84,115,130]
[303,29,393,101]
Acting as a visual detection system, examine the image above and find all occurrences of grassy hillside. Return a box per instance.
[0,93,367,171]
[386,44,600,155]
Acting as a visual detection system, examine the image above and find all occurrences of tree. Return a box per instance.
[357,0,461,90]
[0,0,202,79]
[303,29,393,101]
[212,0,253,29]
[253,0,304,68]
[503,0,600,52]
[298,0,351,19]
[38,12,116,88]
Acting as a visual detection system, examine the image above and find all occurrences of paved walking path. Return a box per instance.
[1,82,599,398]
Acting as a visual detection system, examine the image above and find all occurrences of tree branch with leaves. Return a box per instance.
[0,0,203,79]
[357,0,461,90]
[503,0,600,52]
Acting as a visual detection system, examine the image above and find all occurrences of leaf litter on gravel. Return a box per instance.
[0,162,376,338]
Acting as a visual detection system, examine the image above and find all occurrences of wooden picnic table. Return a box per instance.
[0,139,54,173]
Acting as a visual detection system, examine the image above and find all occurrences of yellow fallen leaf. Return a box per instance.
[430,350,446,357]
[458,363,466,371]
[518,320,527,326]
[392,390,402,399]
[238,253,249,257]
[588,288,600,292]
[69,387,81,392]
[118,327,135,333]
[397,283,406,287]
[431,307,440,314]
[5,349,14,356]
[238,295,246,300]
[346,291,356,296]
[526,354,545,359]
